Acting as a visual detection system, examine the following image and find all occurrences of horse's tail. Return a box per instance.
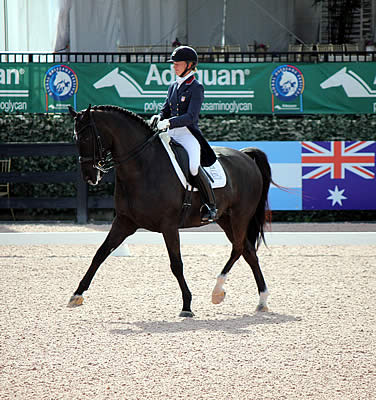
[241,147,273,249]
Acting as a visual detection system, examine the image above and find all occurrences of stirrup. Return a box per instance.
[200,204,217,223]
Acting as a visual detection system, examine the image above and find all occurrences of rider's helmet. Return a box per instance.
[168,46,198,65]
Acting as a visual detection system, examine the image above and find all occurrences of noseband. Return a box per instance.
[75,110,113,173]
[75,110,158,173]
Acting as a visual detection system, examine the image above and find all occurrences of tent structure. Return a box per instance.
[1,0,322,53]
[0,0,60,51]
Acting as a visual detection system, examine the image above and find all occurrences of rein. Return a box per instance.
[113,132,159,166]
[76,110,158,173]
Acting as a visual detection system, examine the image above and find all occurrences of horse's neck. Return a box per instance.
[110,117,156,163]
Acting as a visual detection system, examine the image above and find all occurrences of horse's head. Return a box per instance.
[68,105,112,186]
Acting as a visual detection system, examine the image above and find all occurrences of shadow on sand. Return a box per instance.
[109,312,301,336]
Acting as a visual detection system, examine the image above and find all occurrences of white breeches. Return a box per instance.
[168,127,201,176]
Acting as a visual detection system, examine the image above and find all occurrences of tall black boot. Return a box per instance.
[193,166,218,223]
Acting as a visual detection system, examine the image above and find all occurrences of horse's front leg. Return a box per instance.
[67,217,137,307]
[162,229,193,317]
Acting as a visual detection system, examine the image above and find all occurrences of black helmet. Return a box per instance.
[168,46,198,64]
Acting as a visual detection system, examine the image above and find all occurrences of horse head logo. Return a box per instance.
[53,71,72,97]
[279,71,298,97]
[270,65,304,102]
[44,64,77,101]
[93,68,166,98]
[320,67,376,97]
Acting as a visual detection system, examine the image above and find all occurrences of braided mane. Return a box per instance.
[88,105,153,132]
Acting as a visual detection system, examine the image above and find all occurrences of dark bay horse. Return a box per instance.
[67,105,272,317]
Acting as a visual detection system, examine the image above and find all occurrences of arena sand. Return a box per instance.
[0,229,375,399]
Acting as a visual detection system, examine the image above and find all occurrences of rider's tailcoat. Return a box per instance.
[159,75,216,167]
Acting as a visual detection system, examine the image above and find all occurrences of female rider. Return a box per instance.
[150,45,217,222]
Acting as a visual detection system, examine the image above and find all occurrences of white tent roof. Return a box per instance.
[1,0,320,53]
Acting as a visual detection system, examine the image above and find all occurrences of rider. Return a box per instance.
[150,45,218,222]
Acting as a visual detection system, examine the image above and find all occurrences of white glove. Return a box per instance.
[149,114,160,127]
[157,119,170,131]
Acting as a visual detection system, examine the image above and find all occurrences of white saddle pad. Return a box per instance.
[159,132,226,189]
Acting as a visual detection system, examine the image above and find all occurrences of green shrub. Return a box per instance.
[2,113,376,143]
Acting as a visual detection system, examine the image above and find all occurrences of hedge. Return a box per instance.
[2,113,376,143]
[1,112,375,222]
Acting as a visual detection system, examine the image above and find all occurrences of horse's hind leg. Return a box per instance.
[242,239,269,312]
[67,216,137,307]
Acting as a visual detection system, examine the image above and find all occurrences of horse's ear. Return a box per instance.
[82,104,92,120]
[68,106,77,118]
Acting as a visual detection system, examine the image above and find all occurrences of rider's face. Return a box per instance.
[173,61,192,77]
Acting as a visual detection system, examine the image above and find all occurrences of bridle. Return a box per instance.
[74,109,158,174]
[74,110,113,173]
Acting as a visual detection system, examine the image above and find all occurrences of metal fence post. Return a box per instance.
[76,162,88,224]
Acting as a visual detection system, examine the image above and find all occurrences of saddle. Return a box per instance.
[169,138,194,185]
[158,132,226,190]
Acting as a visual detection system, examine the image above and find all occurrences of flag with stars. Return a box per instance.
[302,141,376,210]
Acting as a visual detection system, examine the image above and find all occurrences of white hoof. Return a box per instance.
[256,290,269,312]
[212,289,226,304]
[212,274,227,304]
[255,304,269,312]
[67,295,84,308]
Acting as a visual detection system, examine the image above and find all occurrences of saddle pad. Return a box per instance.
[159,132,226,189]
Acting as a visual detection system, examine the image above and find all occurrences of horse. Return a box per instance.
[67,104,272,317]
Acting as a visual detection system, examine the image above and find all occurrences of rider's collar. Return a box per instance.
[176,71,195,88]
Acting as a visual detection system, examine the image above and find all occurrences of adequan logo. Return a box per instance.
[0,68,29,98]
[94,67,166,98]
[93,66,254,99]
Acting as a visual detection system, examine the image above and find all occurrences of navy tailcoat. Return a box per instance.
[159,75,216,167]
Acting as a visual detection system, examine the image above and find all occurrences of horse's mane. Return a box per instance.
[89,105,154,133]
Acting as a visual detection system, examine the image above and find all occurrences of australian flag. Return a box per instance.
[302,141,376,210]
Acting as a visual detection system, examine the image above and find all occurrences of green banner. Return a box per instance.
[2,62,376,114]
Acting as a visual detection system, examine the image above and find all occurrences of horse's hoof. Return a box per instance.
[67,295,84,308]
[212,290,226,304]
[179,311,194,318]
[255,304,269,312]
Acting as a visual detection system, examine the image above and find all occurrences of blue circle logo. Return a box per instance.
[270,65,304,101]
[44,65,78,101]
